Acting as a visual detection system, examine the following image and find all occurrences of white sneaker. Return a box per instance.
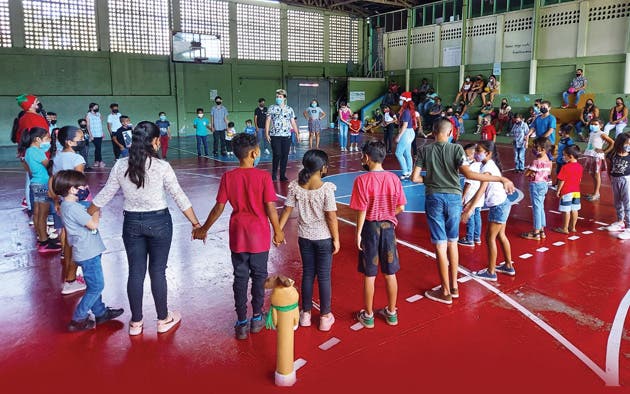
[47,228,59,239]
[61,280,87,295]
[47,215,54,226]
[157,310,181,333]
[607,221,625,232]
[618,229,630,240]
[129,320,143,336]
[299,310,311,327]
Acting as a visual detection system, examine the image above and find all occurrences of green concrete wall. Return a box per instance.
[0,48,348,145]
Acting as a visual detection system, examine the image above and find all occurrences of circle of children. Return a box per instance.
[12,78,630,337]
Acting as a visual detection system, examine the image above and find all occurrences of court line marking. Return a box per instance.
[605,289,630,386]
[334,214,612,385]
[319,337,341,351]
[177,171,223,180]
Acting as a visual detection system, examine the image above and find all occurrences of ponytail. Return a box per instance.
[19,127,48,155]
[298,149,329,186]
[125,121,160,188]
[478,140,503,172]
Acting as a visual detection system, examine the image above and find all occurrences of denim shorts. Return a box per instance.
[358,220,400,277]
[488,199,512,224]
[425,193,462,244]
[30,183,50,203]
[559,192,581,212]
[350,134,360,143]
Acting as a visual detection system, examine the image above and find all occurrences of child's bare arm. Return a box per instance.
[265,202,284,246]
[556,180,565,197]
[355,210,366,251]
[462,182,487,222]
[194,202,225,242]
[325,210,340,254]
[395,204,405,216]
[85,209,100,230]
[278,206,293,231]
[462,183,471,203]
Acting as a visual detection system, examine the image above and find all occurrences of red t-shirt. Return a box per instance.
[481,125,496,141]
[216,167,277,253]
[557,161,583,194]
[17,112,48,155]
[349,119,361,135]
[349,170,407,226]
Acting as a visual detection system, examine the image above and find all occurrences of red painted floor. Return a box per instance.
[0,136,628,393]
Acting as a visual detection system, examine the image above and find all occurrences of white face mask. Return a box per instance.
[197,113,203,118]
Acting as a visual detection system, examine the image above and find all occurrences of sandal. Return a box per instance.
[129,320,143,336]
[539,230,546,239]
[553,227,570,235]
[586,194,600,201]
[520,230,541,240]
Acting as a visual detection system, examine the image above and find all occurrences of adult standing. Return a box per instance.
[210,96,229,156]
[411,119,514,304]
[338,101,352,151]
[90,121,201,335]
[395,92,416,180]
[561,69,587,109]
[526,100,557,144]
[86,103,105,167]
[265,89,299,182]
[254,98,270,155]
[603,98,628,138]
[107,103,122,161]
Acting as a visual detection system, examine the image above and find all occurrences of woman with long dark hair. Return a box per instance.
[395,92,417,180]
[91,121,200,335]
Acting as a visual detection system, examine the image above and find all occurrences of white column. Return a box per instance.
[576,1,589,58]
[624,53,630,94]
[529,59,537,95]
[433,25,441,68]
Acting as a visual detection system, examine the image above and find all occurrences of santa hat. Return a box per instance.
[16,94,37,110]
[400,92,412,102]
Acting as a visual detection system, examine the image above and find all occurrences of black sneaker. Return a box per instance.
[250,314,265,333]
[68,318,95,332]
[95,307,124,325]
[235,321,249,340]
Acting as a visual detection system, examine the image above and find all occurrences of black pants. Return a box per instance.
[383,124,394,153]
[225,139,233,153]
[93,137,103,163]
[231,251,269,321]
[270,135,291,180]
[112,139,121,159]
[79,141,89,165]
[411,132,418,158]
[213,130,226,155]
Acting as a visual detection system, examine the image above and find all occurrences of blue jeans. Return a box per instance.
[196,135,208,156]
[298,237,333,315]
[563,89,584,106]
[529,182,548,229]
[426,193,462,244]
[465,207,481,242]
[256,128,269,152]
[575,121,586,137]
[395,128,415,175]
[122,209,173,322]
[514,146,525,171]
[72,254,106,321]
[338,122,348,148]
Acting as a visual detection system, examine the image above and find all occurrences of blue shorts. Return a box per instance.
[358,220,400,277]
[559,192,581,212]
[425,193,462,244]
[350,134,360,143]
[488,199,511,224]
[30,183,51,203]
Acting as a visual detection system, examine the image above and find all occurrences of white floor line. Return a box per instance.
[519,253,533,259]
[582,230,594,235]
[294,358,307,371]
[406,294,423,303]
[177,171,223,180]
[549,210,561,214]
[350,322,364,331]
[536,247,549,252]
[595,221,610,226]
[552,241,565,246]
[568,235,580,241]
[319,337,341,351]
[605,290,630,386]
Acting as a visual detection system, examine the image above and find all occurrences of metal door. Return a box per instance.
[287,79,331,131]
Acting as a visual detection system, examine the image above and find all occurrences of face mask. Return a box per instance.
[589,125,599,132]
[40,141,51,151]
[80,124,87,130]
[159,115,166,121]
[215,101,222,105]
[197,113,203,118]
[465,78,470,82]
[474,152,486,162]
[540,107,549,114]
[253,155,261,167]
[93,107,99,113]
[76,187,90,201]
[532,148,542,156]
[362,164,370,171]
[353,117,358,120]
[36,103,44,113]
[311,103,317,108]
[617,103,623,106]
[50,120,57,125]
[515,120,522,125]
[399,100,404,106]
[112,109,119,114]
[72,140,85,152]
[446,112,453,117]
[275,97,284,105]
[586,102,593,107]
[576,74,581,77]
[259,103,265,108]
[624,146,630,153]
[320,169,327,178]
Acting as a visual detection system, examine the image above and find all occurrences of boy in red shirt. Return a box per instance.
[555,145,583,233]
[480,115,496,142]
[349,112,362,152]
[350,141,406,328]
[193,133,284,339]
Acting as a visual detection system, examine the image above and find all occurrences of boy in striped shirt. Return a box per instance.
[350,140,406,328]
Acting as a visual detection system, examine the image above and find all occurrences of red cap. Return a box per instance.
[17,94,37,110]
[400,91,412,102]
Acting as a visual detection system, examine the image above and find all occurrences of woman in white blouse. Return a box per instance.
[91,121,200,336]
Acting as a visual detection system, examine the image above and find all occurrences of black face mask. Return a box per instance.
[112,109,119,114]
[321,171,327,179]
[79,124,87,130]
[215,101,222,105]
[93,108,99,113]
[540,107,549,114]
[72,140,85,152]
[362,164,370,171]
[50,120,57,125]
[446,112,453,117]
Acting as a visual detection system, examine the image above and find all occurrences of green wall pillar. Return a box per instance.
[459,0,469,85]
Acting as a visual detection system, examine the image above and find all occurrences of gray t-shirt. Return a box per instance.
[61,200,106,262]
[210,105,229,130]
[53,151,86,175]
[305,107,323,120]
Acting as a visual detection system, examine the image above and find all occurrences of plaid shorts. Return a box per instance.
[358,220,400,277]
[308,119,321,133]
[559,192,581,212]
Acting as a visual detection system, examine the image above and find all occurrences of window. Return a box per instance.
[109,0,169,55]
[180,0,230,58]
[287,9,323,62]
[0,0,10,47]
[23,0,97,51]
[236,3,280,60]
[329,15,358,63]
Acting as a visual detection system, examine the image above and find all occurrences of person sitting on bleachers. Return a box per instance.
[575,98,599,141]
[454,76,472,105]
[418,78,431,95]
[476,102,495,134]
[496,98,513,135]
[481,75,500,106]
[561,69,587,109]
[426,97,444,132]
[468,74,485,106]
[527,98,542,126]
